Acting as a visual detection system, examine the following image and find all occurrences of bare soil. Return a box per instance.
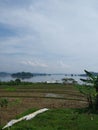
[0,84,87,125]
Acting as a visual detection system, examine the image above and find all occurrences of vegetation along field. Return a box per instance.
[0,78,98,130]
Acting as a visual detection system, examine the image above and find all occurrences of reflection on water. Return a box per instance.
[0,74,85,84]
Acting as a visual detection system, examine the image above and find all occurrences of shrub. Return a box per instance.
[0,98,8,108]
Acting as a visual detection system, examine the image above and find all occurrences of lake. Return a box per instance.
[0,74,84,84]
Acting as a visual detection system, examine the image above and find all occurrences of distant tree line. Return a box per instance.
[0,79,33,86]
[11,72,33,79]
[11,72,51,79]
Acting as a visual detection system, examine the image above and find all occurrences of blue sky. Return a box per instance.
[0,0,98,73]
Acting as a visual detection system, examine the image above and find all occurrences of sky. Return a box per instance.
[0,0,98,73]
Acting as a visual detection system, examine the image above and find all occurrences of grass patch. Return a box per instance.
[0,83,74,89]
[3,108,98,130]
[4,87,17,92]
[15,108,38,119]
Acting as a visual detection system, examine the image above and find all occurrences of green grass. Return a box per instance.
[3,108,98,130]
[4,87,17,91]
[0,82,74,89]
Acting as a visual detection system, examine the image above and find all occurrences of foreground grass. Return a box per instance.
[1,108,98,130]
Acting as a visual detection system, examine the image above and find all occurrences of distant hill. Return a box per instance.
[11,72,51,79]
[11,72,33,79]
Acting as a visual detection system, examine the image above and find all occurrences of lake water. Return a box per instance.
[0,74,85,84]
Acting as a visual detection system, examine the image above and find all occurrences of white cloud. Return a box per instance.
[21,60,48,68]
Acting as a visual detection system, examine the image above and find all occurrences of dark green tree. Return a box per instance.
[15,78,21,85]
[62,78,77,85]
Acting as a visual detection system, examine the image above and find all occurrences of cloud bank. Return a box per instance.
[0,0,98,73]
